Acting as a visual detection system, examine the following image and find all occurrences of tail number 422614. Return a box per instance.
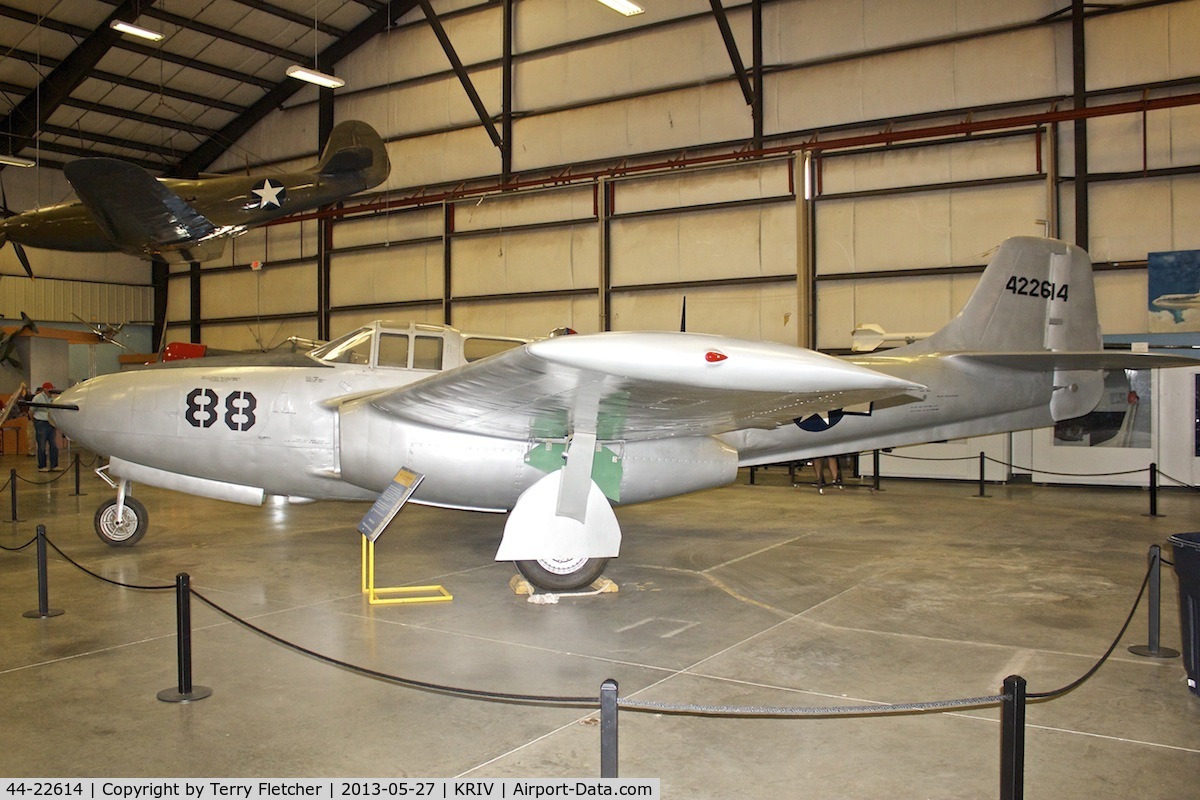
[1006,275,1068,302]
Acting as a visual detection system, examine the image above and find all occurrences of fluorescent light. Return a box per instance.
[596,0,644,15]
[0,154,35,168]
[286,65,345,89]
[110,20,165,42]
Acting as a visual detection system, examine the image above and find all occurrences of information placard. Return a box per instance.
[357,467,424,542]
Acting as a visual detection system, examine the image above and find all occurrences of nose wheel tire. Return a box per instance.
[94,497,149,547]
[515,556,609,592]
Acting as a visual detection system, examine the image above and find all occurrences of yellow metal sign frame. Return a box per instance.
[360,536,452,605]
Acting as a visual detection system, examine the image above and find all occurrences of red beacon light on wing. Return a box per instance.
[705,350,728,363]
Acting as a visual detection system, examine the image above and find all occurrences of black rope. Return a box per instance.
[1027,560,1152,700]
[43,536,174,591]
[617,693,1007,718]
[189,588,598,707]
[14,468,73,487]
[0,534,36,552]
[878,452,977,462]
[982,455,1148,478]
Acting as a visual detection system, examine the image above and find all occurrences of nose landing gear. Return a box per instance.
[93,467,148,546]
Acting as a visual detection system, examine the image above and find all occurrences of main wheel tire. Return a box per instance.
[515,556,610,592]
[94,497,149,547]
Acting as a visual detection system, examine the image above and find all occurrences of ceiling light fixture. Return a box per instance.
[595,0,645,16]
[286,64,345,89]
[110,20,165,42]
[0,154,35,168]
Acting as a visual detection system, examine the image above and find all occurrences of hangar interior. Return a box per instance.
[1,0,1199,793]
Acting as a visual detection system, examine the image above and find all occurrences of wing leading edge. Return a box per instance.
[360,331,925,442]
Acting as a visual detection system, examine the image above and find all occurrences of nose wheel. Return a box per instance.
[92,472,149,546]
[94,496,149,546]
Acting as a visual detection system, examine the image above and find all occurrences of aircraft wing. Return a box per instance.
[63,158,218,257]
[358,331,924,441]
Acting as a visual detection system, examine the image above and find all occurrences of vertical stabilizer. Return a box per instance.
[896,236,1104,420]
[900,236,1102,355]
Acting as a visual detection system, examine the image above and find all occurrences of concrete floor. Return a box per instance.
[1,454,1198,797]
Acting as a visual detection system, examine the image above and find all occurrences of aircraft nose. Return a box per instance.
[48,382,87,438]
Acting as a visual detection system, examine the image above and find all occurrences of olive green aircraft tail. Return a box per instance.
[315,120,390,191]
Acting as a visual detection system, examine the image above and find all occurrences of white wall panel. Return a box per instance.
[0,278,152,325]
[512,83,747,173]
[331,307,442,339]
[610,204,793,286]
[331,243,443,307]
[770,27,1059,135]
[200,263,316,319]
[1087,4,1171,91]
[388,127,500,188]
[166,278,190,324]
[1088,179,1174,263]
[221,223,314,267]
[820,135,1039,195]
[1094,270,1150,336]
[615,159,792,214]
[1170,177,1200,252]
[198,318,320,353]
[815,272,982,350]
[343,3,503,91]
[610,283,798,344]
[455,186,594,231]
[816,183,1045,274]
[341,67,502,136]
[516,17,731,111]
[451,226,599,296]
[334,207,443,249]
[453,295,601,338]
[514,0,700,54]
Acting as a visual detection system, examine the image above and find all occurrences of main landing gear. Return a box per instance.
[515,556,610,592]
[93,468,148,546]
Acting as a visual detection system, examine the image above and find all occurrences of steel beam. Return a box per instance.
[417,0,503,150]
[708,0,755,107]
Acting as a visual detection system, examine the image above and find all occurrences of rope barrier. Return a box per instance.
[0,534,36,552]
[617,693,1007,717]
[876,450,1200,488]
[189,587,598,707]
[42,536,174,591]
[1027,559,1152,700]
[21,528,1163,723]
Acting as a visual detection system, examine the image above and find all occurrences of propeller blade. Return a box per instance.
[13,242,33,279]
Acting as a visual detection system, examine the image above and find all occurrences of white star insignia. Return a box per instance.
[252,179,285,209]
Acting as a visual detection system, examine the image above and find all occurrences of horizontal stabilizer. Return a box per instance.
[64,158,217,256]
[951,351,1197,371]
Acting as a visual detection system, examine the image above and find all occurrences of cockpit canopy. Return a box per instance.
[309,321,527,371]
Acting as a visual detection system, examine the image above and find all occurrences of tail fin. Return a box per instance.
[313,120,390,190]
[900,236,1101,356]
[897,236,1104,421]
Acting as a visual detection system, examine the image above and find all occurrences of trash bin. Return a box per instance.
[1167,532,1200,697]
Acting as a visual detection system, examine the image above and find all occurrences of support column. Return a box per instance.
[794,152,815,349]
[1072,0,1089,249]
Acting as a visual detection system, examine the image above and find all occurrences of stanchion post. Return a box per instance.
[9,466,18,522]
[1129,544,1180,659]
[600,678,619,778]
[157,573,212,703]
[1000,675,1026,800]
[70,453,85,497]
[977,452,988,498]
[1148,463,1159,517]
[23,525,64,619]
[872,449,882,492]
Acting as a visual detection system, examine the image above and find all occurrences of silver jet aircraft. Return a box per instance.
[49,236,1190,591]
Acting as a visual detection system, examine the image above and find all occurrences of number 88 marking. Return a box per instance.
[186,388,258,431]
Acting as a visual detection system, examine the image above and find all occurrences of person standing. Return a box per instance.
[31,382,59,472]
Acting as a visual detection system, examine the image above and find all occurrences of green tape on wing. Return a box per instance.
[525,441,623,502]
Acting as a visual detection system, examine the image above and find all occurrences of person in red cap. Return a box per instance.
[31,382,59,472]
